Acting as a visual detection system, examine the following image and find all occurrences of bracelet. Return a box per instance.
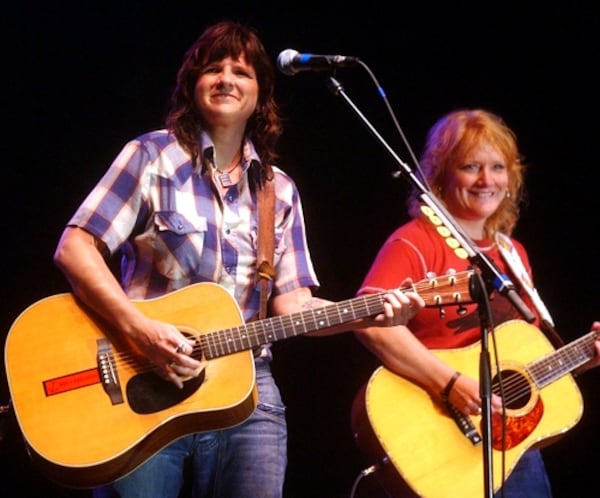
[440,371,461,403]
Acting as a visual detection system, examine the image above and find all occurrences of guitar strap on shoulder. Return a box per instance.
[495,232,554,326]
[256,176,276,320]
[495,232,564,347]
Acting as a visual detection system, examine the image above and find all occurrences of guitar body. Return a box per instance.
[4,283,257,489]
[4,269,479,488]
[352,320,584,498]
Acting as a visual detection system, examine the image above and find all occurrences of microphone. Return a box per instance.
[276,49,359,76]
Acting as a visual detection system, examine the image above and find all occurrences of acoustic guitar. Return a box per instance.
[4,271,473,488]
[351,319,598,497]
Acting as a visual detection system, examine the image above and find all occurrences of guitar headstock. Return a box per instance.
[410,270,475,307]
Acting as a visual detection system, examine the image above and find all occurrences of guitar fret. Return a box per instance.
[364,294,385,318]
[244,321,262,346]
[314,308,329,328]
[236,326,252,351]
[529,331,597,387]
[259,319,276,343]
[328,300,357,325]
[226,327,243,353]
[290,312,308,335]
[278,314,301,337]
[202,332,217,359]
[300,310,318,331]
[336,304,352,323]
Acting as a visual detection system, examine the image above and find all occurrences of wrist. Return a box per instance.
[440,371,461,403]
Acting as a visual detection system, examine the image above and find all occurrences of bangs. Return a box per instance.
[198,28,264,69]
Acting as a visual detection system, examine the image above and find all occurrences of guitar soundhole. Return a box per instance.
[126,370,206,414]
[493,369,531,409]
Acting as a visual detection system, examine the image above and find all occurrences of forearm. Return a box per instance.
[354,325,457,399]
[53,226,147,335]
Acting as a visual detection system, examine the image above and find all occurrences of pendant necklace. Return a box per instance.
[215,154,242,188]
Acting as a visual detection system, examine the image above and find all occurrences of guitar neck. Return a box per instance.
[200,270,474,360]
[201,292,387,360]
[529,330,599,387]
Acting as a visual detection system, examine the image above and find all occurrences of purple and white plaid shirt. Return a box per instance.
[68,129,319,321]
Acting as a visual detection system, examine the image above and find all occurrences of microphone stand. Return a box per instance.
[326,76,536,498]
[470,270,495,498]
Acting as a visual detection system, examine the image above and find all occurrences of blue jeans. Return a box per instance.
[493,449,552,498]
[93,358,287,498]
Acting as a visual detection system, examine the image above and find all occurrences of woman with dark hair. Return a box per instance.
[53,20,419,498]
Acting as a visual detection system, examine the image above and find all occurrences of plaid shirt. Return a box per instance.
[68,129,319,321]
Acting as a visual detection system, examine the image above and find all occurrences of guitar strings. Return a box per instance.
[106,272,474,375]
[105,275,597,419]
[493,331,597,408]
[186,272,473,357]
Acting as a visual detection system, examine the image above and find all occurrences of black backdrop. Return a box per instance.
[2,3,599,497]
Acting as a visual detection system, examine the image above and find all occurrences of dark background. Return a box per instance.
[2,2,598,497]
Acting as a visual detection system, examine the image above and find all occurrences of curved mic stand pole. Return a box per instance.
[326,76,535,322]
[327,76,537,498]
[470,270,495,498]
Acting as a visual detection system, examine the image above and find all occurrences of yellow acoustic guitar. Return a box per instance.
[352,320,598,498]
[4,271,474,489]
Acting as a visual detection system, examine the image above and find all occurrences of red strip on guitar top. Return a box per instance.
[43,368,101,396]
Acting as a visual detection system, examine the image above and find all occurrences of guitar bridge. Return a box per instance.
[97,338,124,405]
[446,402,481,445]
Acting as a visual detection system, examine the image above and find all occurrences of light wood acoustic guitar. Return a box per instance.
[351,319,598,498]
[4,271,474,489]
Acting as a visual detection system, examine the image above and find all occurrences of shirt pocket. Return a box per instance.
[152,211,208,280]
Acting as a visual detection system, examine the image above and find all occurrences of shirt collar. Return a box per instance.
[198,131,262,175]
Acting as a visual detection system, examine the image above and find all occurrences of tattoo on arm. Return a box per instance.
[301,297,330,310]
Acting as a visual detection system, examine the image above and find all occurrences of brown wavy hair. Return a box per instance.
[165,20,281,188]
[408,109,526,237]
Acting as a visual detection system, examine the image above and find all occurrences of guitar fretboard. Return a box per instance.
[201,293,386,359]
[528,331,599,387]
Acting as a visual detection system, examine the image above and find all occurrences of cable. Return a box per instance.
[348,463,378,498]
[356,59,429,191]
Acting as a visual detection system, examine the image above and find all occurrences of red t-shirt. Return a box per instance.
[358,217,540,349]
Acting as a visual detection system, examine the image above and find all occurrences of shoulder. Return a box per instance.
[116,129,192,178]
[129,129,183,155]
[270,165,301,199]
[508,236,528,254]
[271,164,294,183]
[495,232,529,255]
[386,217,438,243]
[495,232,532,268]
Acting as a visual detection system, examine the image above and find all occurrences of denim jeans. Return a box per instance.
[93,358,287,498]
[493,449,552,498]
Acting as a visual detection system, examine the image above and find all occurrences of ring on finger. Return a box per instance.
[175,342,187,354]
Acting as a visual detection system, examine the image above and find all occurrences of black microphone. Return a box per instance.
[276,49,359,76]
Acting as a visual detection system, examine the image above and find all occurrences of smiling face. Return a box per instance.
[414,109,524,238]
[194,55,259,129]
[443,141,509,224]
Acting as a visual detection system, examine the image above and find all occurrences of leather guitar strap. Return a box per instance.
[256,177,276,320]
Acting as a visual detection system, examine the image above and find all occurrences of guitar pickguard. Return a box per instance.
[490,365,543,450]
